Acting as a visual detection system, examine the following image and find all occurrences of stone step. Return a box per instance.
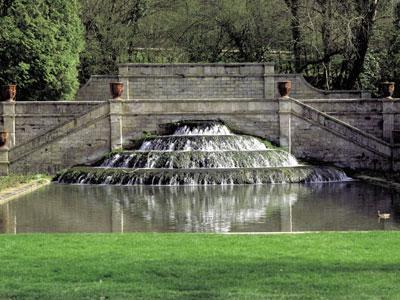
[9,103,110,162]
[55,165,350,185]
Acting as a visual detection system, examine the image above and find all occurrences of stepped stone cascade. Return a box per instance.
[56,121,350,185]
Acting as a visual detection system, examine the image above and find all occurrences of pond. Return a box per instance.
[0,182,399,234]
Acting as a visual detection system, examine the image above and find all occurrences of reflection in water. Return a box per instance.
[0,182,399,233]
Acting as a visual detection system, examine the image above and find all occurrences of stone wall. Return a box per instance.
[302,99,384,139]
[112,99,280,149]
[274,74,369,99]
[0,63,398,175]
[76,75,119,101]
[0,96,398,174]
[2,96,399,174]
[283,99,392,171]
[290,114,391,170]
[9,102,100,146]
[10,116,111,174]
[9,103,111,174]
[5,98,280,174]
[76,63,367,101]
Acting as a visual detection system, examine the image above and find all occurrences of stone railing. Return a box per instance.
[290,98,392,157]
[9,102,110,162]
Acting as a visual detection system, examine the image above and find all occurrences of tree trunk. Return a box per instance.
[285,0,302,73]
[336,0,379,89]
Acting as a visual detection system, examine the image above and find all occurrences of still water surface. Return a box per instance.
[0,182,399,233]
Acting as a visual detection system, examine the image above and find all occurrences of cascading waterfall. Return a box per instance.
[56,121,350,185]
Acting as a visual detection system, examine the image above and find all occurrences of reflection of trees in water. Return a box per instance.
[1,183,399,234]
[100,184,310,232]
[0,203,15,234]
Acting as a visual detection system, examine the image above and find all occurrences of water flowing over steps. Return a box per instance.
[57,166,348,185]
[99,150,298,169]
[57,121,350,185]
[138,135,267,151]
[6,97,394,175]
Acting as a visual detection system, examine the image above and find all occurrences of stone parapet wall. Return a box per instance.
[115,99,280,148]
[0,102,101,146]
[118,63,271,76]
[10,116,111,174]
[76,63,367,101]
[291,115,391,170]
[76,75,119,101]
[120,63,274,100]
[302,99,384,139]
[9,103,110,174]
[0,63,398,174]
[279,98,393,171]
[1,96,398,174]
[274,74,369,99]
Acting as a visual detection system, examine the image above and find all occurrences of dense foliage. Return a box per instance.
[0,0,84,100]
[79,0,147,82]
[79,0,399,95]
[0,0,399,99]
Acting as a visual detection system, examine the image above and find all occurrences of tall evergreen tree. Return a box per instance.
[0,0,84,100]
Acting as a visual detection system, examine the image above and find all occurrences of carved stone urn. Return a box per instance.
[2,84,16,102]
[278,81,292,98]
[381,82,395,99]
[0,131,9,148]
[110,82,124,100]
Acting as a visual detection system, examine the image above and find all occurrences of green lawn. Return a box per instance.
[0,174,50,192]
[0,232,399,299]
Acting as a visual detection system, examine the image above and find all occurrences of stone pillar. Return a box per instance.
[111,201,124,233]
[382,100,395,143]
[0,148,9,175]
[278,97,292,152]
[2,102,15,147]
[109,100,124,150]
[263,63,275,99]
[117,66,130,100]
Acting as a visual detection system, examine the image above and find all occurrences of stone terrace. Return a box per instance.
[0,63,398,174]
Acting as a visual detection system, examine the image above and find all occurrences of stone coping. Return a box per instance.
[0,179,51,205]
[112,98,276,103]
[113,74,266,78]
[273,74,370,94]
[5,99,398,104]
[302,98,399,102]
[8,101,105,105]
[355,175,400,191]
[118,62,275,67]
[289,98,392,158]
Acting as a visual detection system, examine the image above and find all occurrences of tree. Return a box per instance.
[0,0,84,101]
[284,0,389,90]
[135,0,289,63]
[335,0,380,89]
[79,0,148,82]
[284,0,302,72]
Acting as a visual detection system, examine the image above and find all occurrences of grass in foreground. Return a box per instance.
[0,174,50,192]
[0,232,399,299]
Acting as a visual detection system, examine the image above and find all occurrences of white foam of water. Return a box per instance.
[173,124,232,136]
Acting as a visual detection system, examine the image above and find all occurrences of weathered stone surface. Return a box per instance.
[77,63,367,102]
[0,63,398,174]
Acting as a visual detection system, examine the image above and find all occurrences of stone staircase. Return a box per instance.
[1,95,397,174]
[290,98,392,158]
[8,102,111,174]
